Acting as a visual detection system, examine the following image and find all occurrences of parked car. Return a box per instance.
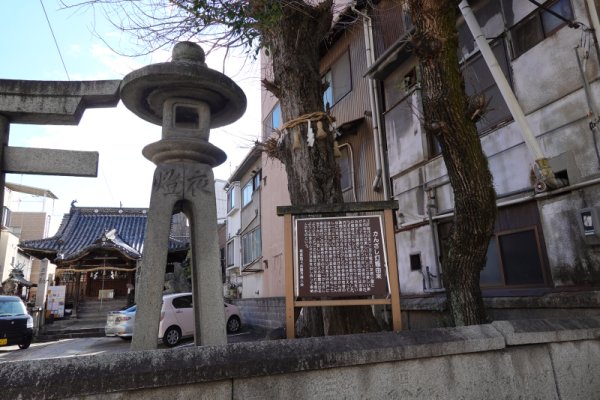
[104,304,136,340]
[0,295,33,350]
[105,293,242,347]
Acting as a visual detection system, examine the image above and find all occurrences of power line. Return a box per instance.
[39,0,71,80]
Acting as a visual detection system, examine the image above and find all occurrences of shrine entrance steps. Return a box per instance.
[36,297,129,341]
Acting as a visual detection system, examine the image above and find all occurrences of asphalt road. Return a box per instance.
[0,327,274,363]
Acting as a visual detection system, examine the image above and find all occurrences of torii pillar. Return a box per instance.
[121,42,246,350]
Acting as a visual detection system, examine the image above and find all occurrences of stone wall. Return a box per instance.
[3,317,600,399]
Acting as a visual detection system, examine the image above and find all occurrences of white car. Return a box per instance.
[105,292,241,347]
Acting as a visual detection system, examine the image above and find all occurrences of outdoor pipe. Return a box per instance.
[352,1,389,199]
[458,0,560,191]
[586,0,600,63]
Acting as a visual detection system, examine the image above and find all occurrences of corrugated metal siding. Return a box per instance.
[321,22,370,125]
[372,0,407,58]
[321,19,384,203]
[340,121,384,203]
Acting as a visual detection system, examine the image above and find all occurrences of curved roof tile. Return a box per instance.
[20,207,188,262]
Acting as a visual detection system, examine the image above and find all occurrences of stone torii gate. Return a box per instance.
[0,79,121,214]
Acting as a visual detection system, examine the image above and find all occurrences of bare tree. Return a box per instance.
[407,0,496,325]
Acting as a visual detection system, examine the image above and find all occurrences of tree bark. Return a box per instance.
[407,0,497,325]
[261,0,380,336]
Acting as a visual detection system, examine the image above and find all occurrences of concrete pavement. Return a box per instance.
[1,325,281,363]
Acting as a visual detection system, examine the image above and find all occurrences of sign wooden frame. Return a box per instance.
[277,201,401,339]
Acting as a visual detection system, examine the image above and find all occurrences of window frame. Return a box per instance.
[262,102,282,140]
[241,170,262,208]
[337,144,353,192]
[460,37,513,135]
[480,226,548,288]
[322,49,352,110]
[227,187,236,212]
[241,227,262,267]
[242,181,253,207]
[226,240,235,267]
[509,0,574,59]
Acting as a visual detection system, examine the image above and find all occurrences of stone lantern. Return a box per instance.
[120,42,246,350]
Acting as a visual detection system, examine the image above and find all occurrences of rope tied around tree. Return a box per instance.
[264,111,342,159]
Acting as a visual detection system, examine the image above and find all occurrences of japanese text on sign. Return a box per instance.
[294,216,388,297]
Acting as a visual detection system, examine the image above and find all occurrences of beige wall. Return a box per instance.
[10,212,48,240]
[259,156,290,297]
[0,230,20,282]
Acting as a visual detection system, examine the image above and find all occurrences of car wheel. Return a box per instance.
[226,316,241,333]
[18,340,31,350]
[162,326,181,347]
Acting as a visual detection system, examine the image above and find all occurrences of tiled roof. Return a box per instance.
[19,207,188,262]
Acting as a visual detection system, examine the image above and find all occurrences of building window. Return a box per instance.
[226,241,235,267]
[242,170,261,207]
[337,144,353,192]
[462,39,513,134]
[428,134,443,158]
[262,102,282,140]
[242,181,253,207]
[227,188,236,212]
[253,170,261,190]
[2,206,11,227]
[510,0,573,58]
[409,253,422,271]
[323,49,352,110]
[242,227,261,266]
[480,228,546,286]
[437,202,548,290]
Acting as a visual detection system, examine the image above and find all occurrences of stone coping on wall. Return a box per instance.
[2,317,600,400]
[398,289,600,311]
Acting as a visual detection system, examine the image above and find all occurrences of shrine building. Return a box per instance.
[19,206,188,306]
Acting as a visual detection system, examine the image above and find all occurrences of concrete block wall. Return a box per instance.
[231,292,600,333]
[3,317,600,399]
[231,297,285,329]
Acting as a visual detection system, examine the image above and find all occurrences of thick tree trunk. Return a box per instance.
[407,0,497,325]
[262,0,380,336]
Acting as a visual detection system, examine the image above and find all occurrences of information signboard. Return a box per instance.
[46,285,66,319]
[294,215,388,297]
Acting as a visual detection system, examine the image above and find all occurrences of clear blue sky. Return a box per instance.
[0,1,261,234]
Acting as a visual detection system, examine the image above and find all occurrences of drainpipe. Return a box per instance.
[458,1,561,192]
[351,2,389,199]
[426,189,444,291]
[586,0,600,63]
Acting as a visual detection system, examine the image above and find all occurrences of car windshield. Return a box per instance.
[0,299,27,316]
